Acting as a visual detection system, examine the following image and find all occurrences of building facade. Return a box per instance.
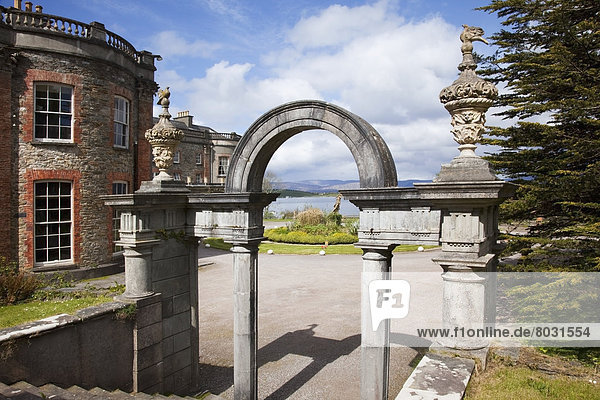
[0,2,158,270]
[163,111,241,186]
[1,2,242,271]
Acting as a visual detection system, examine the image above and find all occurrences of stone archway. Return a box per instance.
[220,100,401,400]
[225,100,398,193]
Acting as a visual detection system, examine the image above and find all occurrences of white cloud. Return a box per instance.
[267,130,359,181]
[162,61,321,133]
[156,1,488,181]
[286,1,402,50]
[151,31,221,59]
[203,0,247,22]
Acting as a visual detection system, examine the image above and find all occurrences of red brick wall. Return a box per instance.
[23,169,81,269]
[0,70,13,260]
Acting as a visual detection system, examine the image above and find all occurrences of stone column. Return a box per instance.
[360,246,393,400]
[440,264,488,349]
[121,243,156,299]
[231,241,259,400]
[117,212,159,299]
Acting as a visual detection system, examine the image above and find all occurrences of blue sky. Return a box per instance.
[5,0,506,182]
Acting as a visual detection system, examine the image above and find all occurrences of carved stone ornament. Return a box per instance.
[145,87,183,181]
[439,25,498,156]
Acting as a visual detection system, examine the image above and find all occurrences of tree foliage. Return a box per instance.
[478,0,600,238]
[262,170,281,193]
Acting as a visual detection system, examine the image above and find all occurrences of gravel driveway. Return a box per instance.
[197,247,444,399]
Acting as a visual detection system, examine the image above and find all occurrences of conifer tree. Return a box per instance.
[479,0,600,239]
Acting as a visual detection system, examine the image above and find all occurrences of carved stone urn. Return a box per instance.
[145,87,183,181]
[435,25,499,181]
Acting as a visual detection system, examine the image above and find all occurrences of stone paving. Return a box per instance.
[196,247,444,399]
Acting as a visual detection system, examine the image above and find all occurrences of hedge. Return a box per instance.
[264,227,357,245]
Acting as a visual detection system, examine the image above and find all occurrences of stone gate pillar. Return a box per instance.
[231,241,260,400]
[188,192,278,400]
[360,245,394,400]
[341,189,443,399]
[104,91,201,394]
[416,25,515,350]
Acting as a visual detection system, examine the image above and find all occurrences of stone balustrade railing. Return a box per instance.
[0,6,141,63]
[210,132,240,140]
[105,29,138,60]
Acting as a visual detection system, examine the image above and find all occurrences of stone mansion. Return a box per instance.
[0,2,240,271]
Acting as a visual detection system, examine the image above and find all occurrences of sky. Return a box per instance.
[4,0,507,182]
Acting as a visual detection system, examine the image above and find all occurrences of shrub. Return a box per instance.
[0,257,41,306]
[326,212,342,227]
[296,208,325,226]
[264,227,356,245]
[281,209,299,219]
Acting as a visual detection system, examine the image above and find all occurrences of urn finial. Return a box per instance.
[145,87,183,181]
[439,25,498,158]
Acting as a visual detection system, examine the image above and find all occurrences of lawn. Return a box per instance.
[465,347,600,400]
[203,237,437,255]
[0,295,114,329]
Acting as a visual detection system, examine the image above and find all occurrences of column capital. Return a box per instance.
[230,240,261,253]
[432,252,495,272]
[357,243,395,260]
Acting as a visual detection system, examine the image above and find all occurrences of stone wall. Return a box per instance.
[0,302,134,391]
[0,53,14,261]
[171,128,210,184]
[161,115,240,186]
[151,238,198,394]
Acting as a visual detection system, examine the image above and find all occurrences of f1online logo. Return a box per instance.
[369,280,410,331]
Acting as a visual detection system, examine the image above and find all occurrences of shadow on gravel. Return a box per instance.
[198,324,361,398]
[259,324,360,399]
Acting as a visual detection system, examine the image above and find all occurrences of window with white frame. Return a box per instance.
[112,181,128,252]
[195,174,202,184]
[34,83,73,141]
[114,96,129,148]
[218,156,229,176]
[173,151,180,164]
[195,153,202,165]
[173,172,181,181]
[34,181,72,264]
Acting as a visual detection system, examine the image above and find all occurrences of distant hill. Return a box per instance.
[277,189,318,197]
[274,179,431,193]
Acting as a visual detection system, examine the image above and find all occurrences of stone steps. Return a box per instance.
[0,381,221,400]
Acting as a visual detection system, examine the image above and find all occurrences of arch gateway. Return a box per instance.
[105,26,514,400]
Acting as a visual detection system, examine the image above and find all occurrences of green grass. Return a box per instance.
[0,295,114,329]
[464,365,600,400]
[203,238,437,255]
[539,347,600,369]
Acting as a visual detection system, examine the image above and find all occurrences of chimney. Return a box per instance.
[13,0,22,10]
[174,110,194,127]
[24,2,32,12]
[35,4,42,12]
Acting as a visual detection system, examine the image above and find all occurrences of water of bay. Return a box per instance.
[267,196,359,217]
